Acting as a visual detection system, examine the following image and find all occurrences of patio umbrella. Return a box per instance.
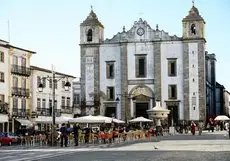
[214,115,230,121]
[95,115,125,124]
[129,116,153,123]
[69,115,105,123]
[129,116,152,127]
[112,118,125,124]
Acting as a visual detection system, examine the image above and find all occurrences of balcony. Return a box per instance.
[12,87,30,97]
[61,106,72,114]
[37,107,61,117]
[37,107,50,116]
[12,108,30,117]
[11,65,31,76]
[0,103,8,114]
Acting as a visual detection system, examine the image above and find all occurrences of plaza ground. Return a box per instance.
[0,130,229,161]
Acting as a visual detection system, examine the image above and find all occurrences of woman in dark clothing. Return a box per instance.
[73,124,80,146]
[60,123,68,147]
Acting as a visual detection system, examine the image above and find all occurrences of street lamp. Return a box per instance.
[38,70,71,146]
[115,94,136,123]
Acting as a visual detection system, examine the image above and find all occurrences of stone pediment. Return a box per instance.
[104,18,181,43]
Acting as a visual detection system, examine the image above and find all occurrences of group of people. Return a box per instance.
[190,119,230,138]
[190,121,204,135]
[59,123,80,147]
[58,123,155,147]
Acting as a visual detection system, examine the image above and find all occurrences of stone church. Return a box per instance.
[80,4,206,124]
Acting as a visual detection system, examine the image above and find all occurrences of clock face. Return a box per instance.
[137,28,145,36]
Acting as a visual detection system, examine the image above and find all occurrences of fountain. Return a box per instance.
[147,100,170,135]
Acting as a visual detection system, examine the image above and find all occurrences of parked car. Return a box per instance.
[5,133,20,143]
[0,133,15,146]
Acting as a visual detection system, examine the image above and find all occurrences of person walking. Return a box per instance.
[191,121,196,135]
[228,123,230,139]
[60,123,68,147]
[198,120,203,135]
[209,119,215,132]
[73,123,80,146]
[224,122,229,137]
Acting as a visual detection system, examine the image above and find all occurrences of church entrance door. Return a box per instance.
[135,103,148,118]
[168,106,179,126]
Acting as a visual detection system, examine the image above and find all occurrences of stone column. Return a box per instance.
[12,118,14,133]
[7,121,9,133]
[198,42,206,121]
[130,99,134,118]
[149,98,153,109]
[120,43,128,121]
[154,43,161,101]
[183,43,190,121]
[2,123,4,132]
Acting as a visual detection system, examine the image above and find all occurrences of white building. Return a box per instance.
[0,39,35,133]
[72,79,81,117]
[30,66,75,131]
[80,4,207,124]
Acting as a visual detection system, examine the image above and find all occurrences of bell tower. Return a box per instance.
[80,7,104,115]
[80,7,104,44]
[182,2,205,40]
[182,2,206,122]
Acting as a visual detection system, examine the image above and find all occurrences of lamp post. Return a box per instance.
[38,68,71,146]
[115,93,135,124]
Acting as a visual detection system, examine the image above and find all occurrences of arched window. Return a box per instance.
[191,24,196,35]
[87,29,93,42]
[0,52,4,63]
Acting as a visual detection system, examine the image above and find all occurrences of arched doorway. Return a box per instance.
[130,86,154,118]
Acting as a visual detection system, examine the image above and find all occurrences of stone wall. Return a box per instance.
[183,43,189,121]
[120,43,128,121]
[154,43,161,101]
[198,42,206,121]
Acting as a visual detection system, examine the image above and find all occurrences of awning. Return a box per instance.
[0,114,8,123]
[16,119,33,127]
[35,116,72,124]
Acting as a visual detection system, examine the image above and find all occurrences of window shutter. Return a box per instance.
[135,57,139,77]
[174,61,177,76]
[168,61,171,76]
[107,87,110,100]
[168,85,171,99]
[106,63,109,78]
[174,85,177,99]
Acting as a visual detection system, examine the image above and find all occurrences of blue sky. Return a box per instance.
[0,0,230,90]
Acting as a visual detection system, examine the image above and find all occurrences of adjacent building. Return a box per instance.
[205,52,216,120]
[30,66,75,131]
[0,39,36,133]
[215,82,225,116]
[80,4,208,124]
[72,79,81,117]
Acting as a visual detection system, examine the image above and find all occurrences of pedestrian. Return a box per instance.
[224,122,229,137]
[206,123,210,132]
[191,121,196,135]
[228,123,230,139]
[60,123,68,147]
[209,119,215,132]
[73,123,80,146]
[198,120,203,135]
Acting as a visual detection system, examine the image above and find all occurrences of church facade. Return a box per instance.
[80,4,206,124]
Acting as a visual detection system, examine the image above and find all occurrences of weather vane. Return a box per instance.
[91,5,93,11]
[192,0,195,6]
